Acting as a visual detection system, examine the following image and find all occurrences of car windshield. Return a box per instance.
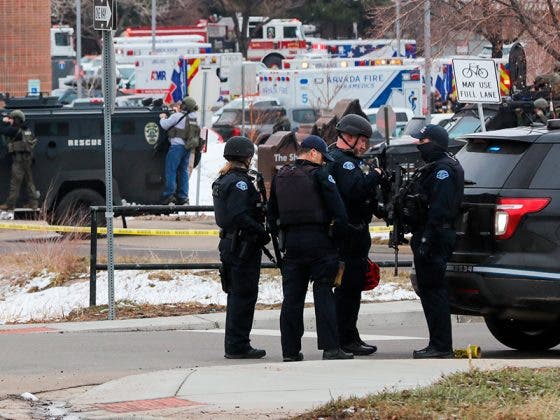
[118,67,135,80]
[456,138,530,188]
[215,110,240,125]
[292,109,317,123]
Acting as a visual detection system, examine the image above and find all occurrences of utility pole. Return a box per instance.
[151,0,156,53]
[424,0,432,123]
[76,0,82,98]
[396,0,401,57]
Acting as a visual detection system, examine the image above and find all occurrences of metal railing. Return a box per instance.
[88,205,410,306]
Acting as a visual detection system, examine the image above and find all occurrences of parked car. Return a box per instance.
[440,123,560,351]
[364,107,414,140]
[212,105,287,141]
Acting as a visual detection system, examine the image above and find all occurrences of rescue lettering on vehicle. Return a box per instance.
[67,139,102,147]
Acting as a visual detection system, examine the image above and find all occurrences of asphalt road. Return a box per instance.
[2,317,559,396]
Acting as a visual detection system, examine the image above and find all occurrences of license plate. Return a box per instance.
[447,264,474,273]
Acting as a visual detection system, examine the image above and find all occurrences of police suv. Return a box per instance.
[446,122,560,351]
[0,96,167,224]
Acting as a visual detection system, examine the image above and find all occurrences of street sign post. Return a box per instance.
[452,58,501,132]
[188,69,221,208]
[95,0,117,319]
[93,0,116,31]
[376,105,396,145]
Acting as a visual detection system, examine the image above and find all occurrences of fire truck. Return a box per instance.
[258,65,423,113]
[244,18,308,68]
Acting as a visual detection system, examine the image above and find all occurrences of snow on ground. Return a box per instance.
[0,270,417,324]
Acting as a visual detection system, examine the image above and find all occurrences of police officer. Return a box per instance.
[328,114,382,356]
[159,96,201,205]
[0,110,38,210]
[212,136,269,359]
[408,124,464,358]
[268,135,353,361]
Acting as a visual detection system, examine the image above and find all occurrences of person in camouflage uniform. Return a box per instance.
[0,110,38,210]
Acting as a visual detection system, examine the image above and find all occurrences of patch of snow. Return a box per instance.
[20,392,39,401]
[0,270,416,323]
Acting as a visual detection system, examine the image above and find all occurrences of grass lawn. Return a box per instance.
[297,367,560,419]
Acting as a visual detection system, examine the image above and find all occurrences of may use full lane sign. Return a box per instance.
[94,0,117,31]
[452,58,501,104]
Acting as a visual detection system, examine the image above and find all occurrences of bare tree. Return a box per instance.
[51,0,203,54]
[369,0,521,58]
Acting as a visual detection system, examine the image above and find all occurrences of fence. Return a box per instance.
[88,205,411,307]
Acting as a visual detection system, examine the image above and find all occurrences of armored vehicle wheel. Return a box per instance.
[484,316,560,351]
[51,188,105,227]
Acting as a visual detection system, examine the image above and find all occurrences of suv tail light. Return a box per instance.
[231,127,241,137]
[495,197,550,240]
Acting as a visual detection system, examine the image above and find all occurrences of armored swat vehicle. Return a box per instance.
[0,95,168,224]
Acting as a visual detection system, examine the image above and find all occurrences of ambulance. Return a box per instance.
[127,53,243,98]
[114,42,212,65]
[309,38,417,59]
[258,65,423,113]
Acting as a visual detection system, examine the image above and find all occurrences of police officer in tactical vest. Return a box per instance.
[0,110,38,210]
[407,124,464,358]
[328,114,382,356]
[212,136,269,359]
[159,96,201,205]
[268,135,353,361]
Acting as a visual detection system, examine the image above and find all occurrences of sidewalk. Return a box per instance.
[66,358,560,419]
[3,301,543,419]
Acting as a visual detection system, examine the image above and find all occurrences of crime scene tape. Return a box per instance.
[0,223,391,236]
[0,223,219,236]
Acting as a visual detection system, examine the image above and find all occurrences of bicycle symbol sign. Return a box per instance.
[452,58,501,104]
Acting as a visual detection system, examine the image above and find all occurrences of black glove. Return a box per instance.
[417,236,432,260]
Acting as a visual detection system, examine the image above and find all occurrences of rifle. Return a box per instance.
[250,169,283,267]
[363,142,407,275]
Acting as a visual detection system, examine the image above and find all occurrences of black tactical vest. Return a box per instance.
[212,169,259,229]
[275,163,329,227]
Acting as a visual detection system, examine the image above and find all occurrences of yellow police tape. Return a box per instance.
[0,222,391,236]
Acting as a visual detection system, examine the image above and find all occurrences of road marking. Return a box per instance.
[189,329,425,341]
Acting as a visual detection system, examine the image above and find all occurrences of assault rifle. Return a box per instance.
[362,142,408,275]
[250,169,283,267]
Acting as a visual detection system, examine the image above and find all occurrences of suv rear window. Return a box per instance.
[292,109,317,123]
[456,139,530,188]
[530,144,560,189]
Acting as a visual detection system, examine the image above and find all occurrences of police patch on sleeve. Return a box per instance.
[328,174,336,184]
[343,161,355,170]
[436,170,449,180]
[235,181,248,191]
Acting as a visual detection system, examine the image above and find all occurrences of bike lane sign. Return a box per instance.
[452,58,501,104]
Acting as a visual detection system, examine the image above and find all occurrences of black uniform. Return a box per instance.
[268,159,348,358]
[327,147,381,348]
[212,167,268,355]
[408,152,464,353]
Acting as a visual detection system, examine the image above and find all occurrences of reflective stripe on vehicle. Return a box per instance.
[447,264,560,280]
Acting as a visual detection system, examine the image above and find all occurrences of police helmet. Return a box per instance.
[534,98,549,111]
[224,136,254,160]
[181,96,199,112]
[9,109,25,122]
[335,114,372,138]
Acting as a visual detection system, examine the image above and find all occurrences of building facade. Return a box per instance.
[0,0,52,96]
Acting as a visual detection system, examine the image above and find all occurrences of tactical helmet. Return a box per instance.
[335,114,372,138]
[224,136,254,160]
[534,98,549,110]
[181,96,198,112]
[9,109,25,122]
